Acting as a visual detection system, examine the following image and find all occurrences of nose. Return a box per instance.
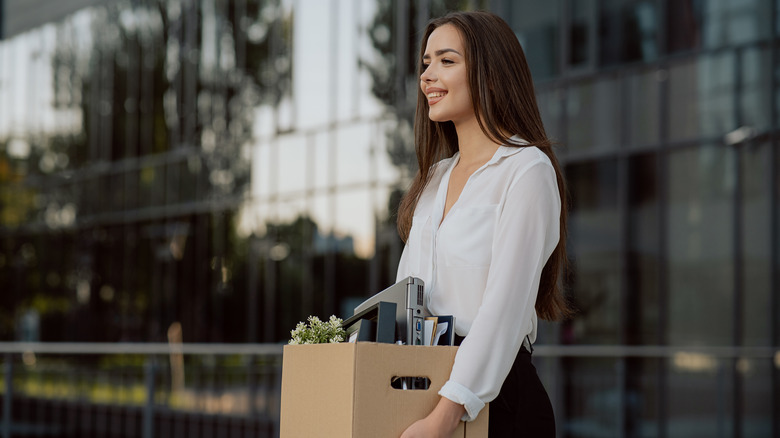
[420,66,435,83]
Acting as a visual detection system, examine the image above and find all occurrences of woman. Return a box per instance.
[396,11,571,438]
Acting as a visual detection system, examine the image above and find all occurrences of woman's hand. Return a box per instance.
[400,397,466,438]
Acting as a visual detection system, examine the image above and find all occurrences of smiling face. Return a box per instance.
[420,25,474,126]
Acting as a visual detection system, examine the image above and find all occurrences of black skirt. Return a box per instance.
[455,337,555,437]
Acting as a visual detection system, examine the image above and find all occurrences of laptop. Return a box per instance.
[352,276,427,345]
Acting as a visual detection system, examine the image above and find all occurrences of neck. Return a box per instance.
[454,117,501,166]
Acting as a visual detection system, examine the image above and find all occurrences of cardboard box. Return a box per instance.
[280,342,488,437]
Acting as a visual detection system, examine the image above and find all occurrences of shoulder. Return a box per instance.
[498,146,554,179]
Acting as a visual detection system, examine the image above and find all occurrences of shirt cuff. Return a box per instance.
[438,380,485,422]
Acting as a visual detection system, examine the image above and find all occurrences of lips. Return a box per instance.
[425,88,447,105]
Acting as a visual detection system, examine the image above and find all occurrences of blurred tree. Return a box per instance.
[257,215,369,343]
[0,146,38,229]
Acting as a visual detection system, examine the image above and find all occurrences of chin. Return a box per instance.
[427,110,450,123]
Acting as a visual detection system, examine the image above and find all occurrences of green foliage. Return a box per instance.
[288,315,345,345]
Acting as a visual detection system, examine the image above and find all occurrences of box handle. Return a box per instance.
[390,376,431,390]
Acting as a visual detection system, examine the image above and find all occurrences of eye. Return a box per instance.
[421,62,430,71]
[441,58,454,65]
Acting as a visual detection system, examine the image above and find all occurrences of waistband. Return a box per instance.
[454,334,534,354]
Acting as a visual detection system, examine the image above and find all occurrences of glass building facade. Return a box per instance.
[0,0,778,436]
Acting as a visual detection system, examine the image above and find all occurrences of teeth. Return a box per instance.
[427,92,446,98]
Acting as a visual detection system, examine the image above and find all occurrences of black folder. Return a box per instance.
[342,301,397,343]
[433,315,456,346]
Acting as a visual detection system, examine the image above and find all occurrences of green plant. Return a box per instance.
[288,315,345,345]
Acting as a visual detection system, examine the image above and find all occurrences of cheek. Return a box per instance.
[455,80,472,104]
[457,75,470,95]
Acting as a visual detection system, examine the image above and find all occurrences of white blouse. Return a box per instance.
[395,140,561,422]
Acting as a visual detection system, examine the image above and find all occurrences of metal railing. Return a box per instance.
[0,343,284,438]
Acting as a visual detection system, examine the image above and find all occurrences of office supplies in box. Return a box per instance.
[342,301,397,343]
[280,342,488,438]
[352,276,427,345]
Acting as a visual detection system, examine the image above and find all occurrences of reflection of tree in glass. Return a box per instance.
[48,0,292,201]
[0,142,38,229]
[361,0,417,185]
[236,215,372,342]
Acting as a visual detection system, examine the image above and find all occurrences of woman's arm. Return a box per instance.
[400,397,466,438]
[440,157,561,419]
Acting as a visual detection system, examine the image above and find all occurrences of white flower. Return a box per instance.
[287,314,346,344]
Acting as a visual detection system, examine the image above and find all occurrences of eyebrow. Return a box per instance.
[422,48,463,60]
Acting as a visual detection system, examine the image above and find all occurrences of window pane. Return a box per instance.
[666,0,704,53]
[667,145,734,346]
[179,154,202,204]
[102,172,122,213]
[741,47,771,132]
[777,0,780,36]
[313,131,331,191]
[277,135,307,195]
[566,76,621,153]
[600,0,658,66]
[335,189,374,259]
[741,143,771,346]
[568,0,594,68]
[123,168,138,211]
[566,159,620,344]
[705,0,772,48]
[668,54,736,142]
[165,160,180,205]
[253,142,274,201]
[667,0,772,53]
[537,87,563,144]
[507,0,560,80]
[626,69,660,148]
[697,53,735,137]
[139,164,165,208]
[293,2,337,129]
[82,176,99,216]
[667,59,698,140]
[336,124,372,187]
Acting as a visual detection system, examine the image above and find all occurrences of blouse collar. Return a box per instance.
[484,135,529,166]
[445,135,530,172]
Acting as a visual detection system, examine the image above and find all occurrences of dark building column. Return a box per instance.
[0,0,5,39]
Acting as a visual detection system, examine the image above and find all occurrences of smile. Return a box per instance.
[426,90,447,105]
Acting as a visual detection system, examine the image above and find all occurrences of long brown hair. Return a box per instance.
[397,11,572,321]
